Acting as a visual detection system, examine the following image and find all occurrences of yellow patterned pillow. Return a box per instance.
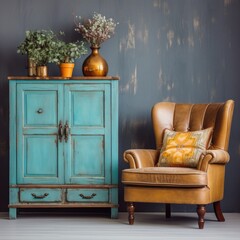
[157,128,213,168]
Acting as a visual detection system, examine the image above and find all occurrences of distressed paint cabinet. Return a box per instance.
[9,76,119,219]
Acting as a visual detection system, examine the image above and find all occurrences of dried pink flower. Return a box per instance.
[75,12,118,47]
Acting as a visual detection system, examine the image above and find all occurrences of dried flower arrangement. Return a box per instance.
[75,12,118,48]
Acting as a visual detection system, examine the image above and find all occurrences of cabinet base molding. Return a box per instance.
[9,203,118,208]
[10,184,118,189]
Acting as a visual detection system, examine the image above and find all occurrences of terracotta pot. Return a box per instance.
[59,63,75,78]
[82,46,108,76]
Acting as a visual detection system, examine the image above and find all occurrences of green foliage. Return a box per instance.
[17,30,87,66]
[17,30,59,66]
[51,40,87,64]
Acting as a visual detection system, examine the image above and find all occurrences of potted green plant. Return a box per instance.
[17,30,58,77]
[51,39,87,77]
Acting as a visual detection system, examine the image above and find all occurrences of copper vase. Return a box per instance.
[82,46,108,76]
[36,66,48,77]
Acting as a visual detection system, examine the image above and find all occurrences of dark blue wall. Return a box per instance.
[0,0,240,213]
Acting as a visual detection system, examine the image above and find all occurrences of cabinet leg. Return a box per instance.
[9,208,17,219]
[111,207,118,219]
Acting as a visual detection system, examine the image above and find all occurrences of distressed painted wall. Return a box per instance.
[0,0,240,213]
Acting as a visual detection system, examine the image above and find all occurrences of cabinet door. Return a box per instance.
[16,84,64,184]
[64,83,111,184]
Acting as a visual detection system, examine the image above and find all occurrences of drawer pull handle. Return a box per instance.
[31,193,49,199]
[37,108,43,114]
[79,193,96,199]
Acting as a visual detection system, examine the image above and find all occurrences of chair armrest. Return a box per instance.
[198,149,230,171]
[123,149,160,169]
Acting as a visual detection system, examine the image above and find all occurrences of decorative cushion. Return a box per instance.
[157,128,213,168]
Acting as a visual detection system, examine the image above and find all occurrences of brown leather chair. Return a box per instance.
[122,100,234,229]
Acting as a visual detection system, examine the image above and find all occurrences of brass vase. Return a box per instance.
[28,58,36,76]
[82,46,108,76]
[36,66,48,77]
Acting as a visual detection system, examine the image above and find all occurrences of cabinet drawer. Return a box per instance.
[20,188,62,203]
[66,189,109,203]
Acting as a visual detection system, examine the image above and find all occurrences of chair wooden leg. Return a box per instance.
[165,204,171,218]
[127,202,135,225]
[197,205,206,229]
[213,201,225,222]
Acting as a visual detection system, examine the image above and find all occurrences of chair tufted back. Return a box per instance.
[151,100,234,151]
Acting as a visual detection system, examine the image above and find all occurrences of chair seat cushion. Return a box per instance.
[122,167,207,187]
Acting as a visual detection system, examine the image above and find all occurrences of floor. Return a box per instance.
[0,212,240,240]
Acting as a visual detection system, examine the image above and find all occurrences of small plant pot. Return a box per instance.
[37,66,48,77]
[60,63,75,78]
[28,58,36,76]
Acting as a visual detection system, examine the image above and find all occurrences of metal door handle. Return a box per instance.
[58,121,63,142]
[64,121,70,143]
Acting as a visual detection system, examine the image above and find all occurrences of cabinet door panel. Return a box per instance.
[71,135,104,177]
[71,90,104,127]
[23,90,57,126]
[16,84,64,184]
[64,84,111,184]
[23,136,58,177]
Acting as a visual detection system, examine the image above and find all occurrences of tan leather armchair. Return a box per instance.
[122,100,234,229]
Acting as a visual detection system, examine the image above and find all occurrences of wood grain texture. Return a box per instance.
[8,76,120,80]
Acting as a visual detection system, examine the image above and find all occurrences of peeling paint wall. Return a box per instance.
[0,0,240,213]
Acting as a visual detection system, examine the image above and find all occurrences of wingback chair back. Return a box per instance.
[122,100,234,229]
[152,101,233,152]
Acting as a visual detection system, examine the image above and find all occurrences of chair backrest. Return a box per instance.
[151,100,234,151]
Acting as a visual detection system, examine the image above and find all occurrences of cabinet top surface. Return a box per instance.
[8,76,120,80]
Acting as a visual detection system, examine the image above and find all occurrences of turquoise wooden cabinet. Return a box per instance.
[9,76,119,219]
